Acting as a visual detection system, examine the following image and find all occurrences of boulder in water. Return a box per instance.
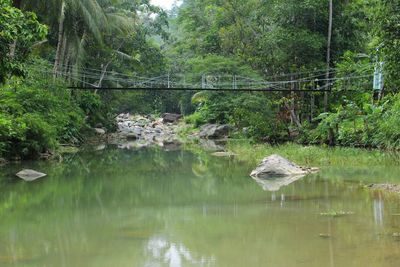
[94,128,106,135]
[199,124,232,139]
[16,169,47,181]
[198,139,225,152]
[162,113,182,123]
[250,154,318,178]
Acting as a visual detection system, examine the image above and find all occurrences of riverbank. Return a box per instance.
[223,140,400,196]
[2,112,400,196]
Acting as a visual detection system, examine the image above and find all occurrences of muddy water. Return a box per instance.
[0,146,399,267]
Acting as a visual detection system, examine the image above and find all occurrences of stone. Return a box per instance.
[367,184,400,194]
[199,124,232,139]
[118,121,132,132]
[94,128,106,135]
[126,133,139,140]
[319,234,331,239]
[162,113,182,123]
[39,151,54,160]
[250,154,318,179]
[198,139,225,152]
[16,169,47,181]
[162,141,182,151]
[132,126,142,135]
[94,144,106,151]
[0,158,8,166]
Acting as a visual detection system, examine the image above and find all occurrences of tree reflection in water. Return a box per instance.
[145,236,215,267]
[373,194,384,226]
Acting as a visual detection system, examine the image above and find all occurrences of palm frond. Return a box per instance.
[191,91,210,104]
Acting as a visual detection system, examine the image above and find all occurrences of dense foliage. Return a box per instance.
[375,0,400,91]
[0,75,85,159]
[168,0,399,149]
[0,0,399,159]
[0,0,47,83]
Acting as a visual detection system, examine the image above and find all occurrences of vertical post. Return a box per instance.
[167,73,170,88]
[291,78,295,125]
[310,79,317,122]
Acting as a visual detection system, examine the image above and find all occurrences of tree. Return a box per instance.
[375,0,400,91]
[0,0,47,83]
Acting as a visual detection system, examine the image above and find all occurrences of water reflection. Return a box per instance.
[373,195,384,226]
[252,174,305,192]
[1,147,400,267]
[146,237,215,267]
[280,194,285,208]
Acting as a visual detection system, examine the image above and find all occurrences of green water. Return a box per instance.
[1,146,400,267]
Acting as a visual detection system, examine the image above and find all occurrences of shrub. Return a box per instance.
[300,93,400,149]
[0,75,87,159]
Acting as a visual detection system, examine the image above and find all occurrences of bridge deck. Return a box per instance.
[67,86,331,92]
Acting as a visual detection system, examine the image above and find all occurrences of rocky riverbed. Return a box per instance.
[90,113,234,151]
[105,113,183,150]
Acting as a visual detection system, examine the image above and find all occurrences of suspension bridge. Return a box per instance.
[33,62,374,93]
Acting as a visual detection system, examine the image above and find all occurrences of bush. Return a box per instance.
[189,92,287,141]
[14,113,56,158]
[0,76,87,159]
[300,93,400,149]
[185,112,207,127]
[373,94,400,148]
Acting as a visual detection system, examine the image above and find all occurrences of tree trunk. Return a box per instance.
[64,50,71,77]
[284,101,301,129]
[8,0,22,59]
[59,33,68,72]
[94,61,111,94]
[324,0,333,112]
[53,1,66,78]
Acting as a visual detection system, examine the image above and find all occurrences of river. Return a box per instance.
[0,145,400,266]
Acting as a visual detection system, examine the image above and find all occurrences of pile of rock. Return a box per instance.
[111,113,182,149]
[367,183,400,194]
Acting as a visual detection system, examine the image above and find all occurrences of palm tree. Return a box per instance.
[52,0,108,76]
[25,0,135,71]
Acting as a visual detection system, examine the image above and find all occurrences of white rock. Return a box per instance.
[16,169,47,181]
[94,128,106,135]
[250,154,318,178]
